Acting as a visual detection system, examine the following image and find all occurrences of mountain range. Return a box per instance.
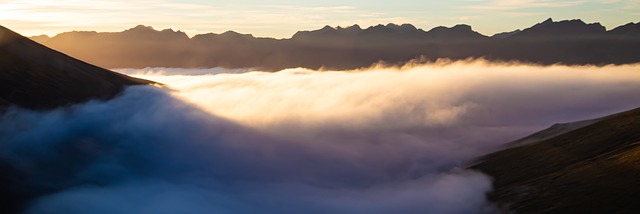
[31,18,640,70]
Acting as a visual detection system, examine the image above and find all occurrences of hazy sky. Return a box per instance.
[1,0,639,38]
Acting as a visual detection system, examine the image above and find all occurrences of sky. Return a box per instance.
[0,0,639,38]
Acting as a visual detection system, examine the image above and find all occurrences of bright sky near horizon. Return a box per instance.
[1,0,638,38]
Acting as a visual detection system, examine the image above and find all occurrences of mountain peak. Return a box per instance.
[394,23,419,31]
[128,25,183,34]
[426,24,486,39]
[122,25,189,40]
[512,18,606,39]
[452,24,472,31]
[428,24,470,32]
[221,30,240,35]
[384,23,400,29]
[128,25,155,32]
[336,24,362,31]
[348,24,362,30]
[320,25,335,31]
[221,30,254,39]
[364,23,419,33]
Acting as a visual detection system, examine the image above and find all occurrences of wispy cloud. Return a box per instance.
[0,0,637,39]
[465,0,585,10]
[0,0,420,38]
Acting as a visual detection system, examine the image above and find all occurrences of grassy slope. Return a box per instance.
[472,107,640,213]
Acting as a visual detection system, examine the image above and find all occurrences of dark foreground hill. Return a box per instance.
[0,25,153,110]
[31,18,640,70]
[0,25,154,213]
[472,107,640,213]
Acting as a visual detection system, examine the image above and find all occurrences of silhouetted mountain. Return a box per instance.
[491,29,521,39]
[472,107,640,213]
[30,19,640,70]
[292,23,424,41]
[487,18,640,65]
[609,22,640,35]
[510,18,606,39]
[0,25,152,110]
[122,25,190,40]
[425,24,488,40]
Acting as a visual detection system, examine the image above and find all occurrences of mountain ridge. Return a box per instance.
[31,19,635,40]
[30,18,640,70]
[0,25,154,110]
[509,18,607,39]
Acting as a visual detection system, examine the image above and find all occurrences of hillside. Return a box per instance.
[0,25,153,110]
[472,107,640,213]
[0,25,155,213]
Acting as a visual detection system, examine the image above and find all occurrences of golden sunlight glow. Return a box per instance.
[118,62,640,132]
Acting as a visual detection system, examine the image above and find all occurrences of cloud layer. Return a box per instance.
[2,62,640,213]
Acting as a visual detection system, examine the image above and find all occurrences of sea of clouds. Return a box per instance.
[2,61,640,214]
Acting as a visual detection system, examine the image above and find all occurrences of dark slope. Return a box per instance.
[0,25,153,110]
[472,107,640,213]
[0,25,154,214]
[31,19,640,70]
[492,30,521,39]
[505,118,602,148]
[610,22,640,36]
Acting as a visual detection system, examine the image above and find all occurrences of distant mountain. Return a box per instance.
[30,18,640,70]
[609,22,640,35]
[491,29,521,39]
[510,18,606,39]
[472,107,640,213]
[0,25,153,110]
[425,24,488,40]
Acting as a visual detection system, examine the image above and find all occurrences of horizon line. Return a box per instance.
[21,18,640,40]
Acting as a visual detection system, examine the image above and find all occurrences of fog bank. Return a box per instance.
[2,62,640,213]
